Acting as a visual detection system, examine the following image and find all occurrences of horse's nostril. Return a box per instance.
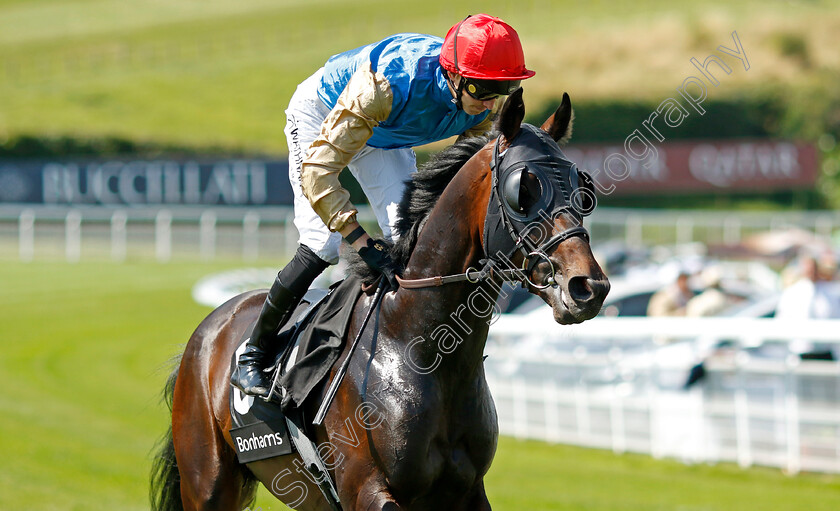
[567,276,593,303]
[568,276,610,305]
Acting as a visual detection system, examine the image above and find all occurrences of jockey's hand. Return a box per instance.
[358,238,399,290]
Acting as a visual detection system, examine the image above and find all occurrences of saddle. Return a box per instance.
[228,277,364,508]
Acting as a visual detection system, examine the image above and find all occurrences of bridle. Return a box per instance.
[397,124,591,290]
[484,124,590,289]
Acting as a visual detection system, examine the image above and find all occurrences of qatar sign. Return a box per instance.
[564,139,819,195]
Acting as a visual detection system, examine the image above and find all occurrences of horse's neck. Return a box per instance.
[384,158,497,376]
[402,166,487,284]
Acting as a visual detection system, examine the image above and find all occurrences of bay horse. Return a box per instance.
[151,89,609,511]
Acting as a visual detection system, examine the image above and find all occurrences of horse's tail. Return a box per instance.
[150,355,184,511]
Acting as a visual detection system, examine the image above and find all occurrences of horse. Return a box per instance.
[150,88,610,511]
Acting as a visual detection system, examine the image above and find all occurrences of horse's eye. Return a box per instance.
[519,169,542,211]
[503,167,542,214]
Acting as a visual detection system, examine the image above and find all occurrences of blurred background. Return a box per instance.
[2,0,840,510]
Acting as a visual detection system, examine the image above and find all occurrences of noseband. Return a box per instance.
[397,124,591,290]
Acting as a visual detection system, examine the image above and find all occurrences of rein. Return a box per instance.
[397,127,590,290]
[396,264,526,289]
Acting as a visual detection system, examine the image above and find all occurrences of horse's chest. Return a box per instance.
[366,365,498,498]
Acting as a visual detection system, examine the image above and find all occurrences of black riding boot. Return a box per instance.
[230,278,298,397]
[231,245,329,398]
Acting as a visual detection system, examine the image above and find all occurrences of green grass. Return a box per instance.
[1,260,839,510]
[0,260,225,510]
[1,0,839,153]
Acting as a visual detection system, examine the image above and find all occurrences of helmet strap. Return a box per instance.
[455,78,466,110]
[446,73,466,110]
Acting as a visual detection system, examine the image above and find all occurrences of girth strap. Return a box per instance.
[285,410,342,510]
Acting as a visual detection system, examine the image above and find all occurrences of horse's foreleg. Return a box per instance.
[357,494,402,511]
[352,478,404,511]
[467,480,492,511]
[246,455,334,511]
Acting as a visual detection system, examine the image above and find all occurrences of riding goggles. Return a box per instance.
[464,78,521,101]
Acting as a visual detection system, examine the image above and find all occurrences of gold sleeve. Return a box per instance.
[461,97,502,139]
[301,63,394,232]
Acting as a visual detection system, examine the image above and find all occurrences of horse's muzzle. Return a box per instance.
[548,274,610,324]
[568,275,610,310]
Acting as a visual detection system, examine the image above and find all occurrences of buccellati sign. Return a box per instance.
[0,158,294,206]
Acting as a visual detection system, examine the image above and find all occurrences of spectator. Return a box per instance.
[776,254,840,359]
[686,266,730,317]
[647,270,694,317]
[777,255,840,319]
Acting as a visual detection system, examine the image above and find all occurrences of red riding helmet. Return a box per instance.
[439,14,535,98]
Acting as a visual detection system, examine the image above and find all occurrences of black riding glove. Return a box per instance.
[358,238,399,290]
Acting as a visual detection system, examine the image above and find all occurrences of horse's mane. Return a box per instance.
[392,134,492,267]
[346,134,492,283]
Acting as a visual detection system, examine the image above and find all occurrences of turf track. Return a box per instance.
[1,260,838,510]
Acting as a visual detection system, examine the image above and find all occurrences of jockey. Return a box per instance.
[232,14,535,398]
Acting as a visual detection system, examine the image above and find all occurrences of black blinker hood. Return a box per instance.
[483,123,587,260]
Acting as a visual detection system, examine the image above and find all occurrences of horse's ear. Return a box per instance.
[495,87,525,142]
[541,92,574,146]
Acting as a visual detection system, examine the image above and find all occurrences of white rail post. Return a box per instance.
[723,217,741,245]
[609,347,626,454]
[110,210,127,262]
[573,346,591,446]
[694,383,708,464]
[155,209,172,262]
[543,379,561,443]
[648,340,662,459]
[19,209,35,262]
[243,211,260,261]
[676,216,694,245]
[625,215,643,247]
[784,354,801,475]
[734,351,753,468]
[512,377,528,440]
[200,210,217,261]
[65,209,82,263]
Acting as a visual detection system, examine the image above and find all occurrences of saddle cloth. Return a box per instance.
[228,277,364,464]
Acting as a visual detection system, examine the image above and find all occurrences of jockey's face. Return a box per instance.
[447,72,498,116]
